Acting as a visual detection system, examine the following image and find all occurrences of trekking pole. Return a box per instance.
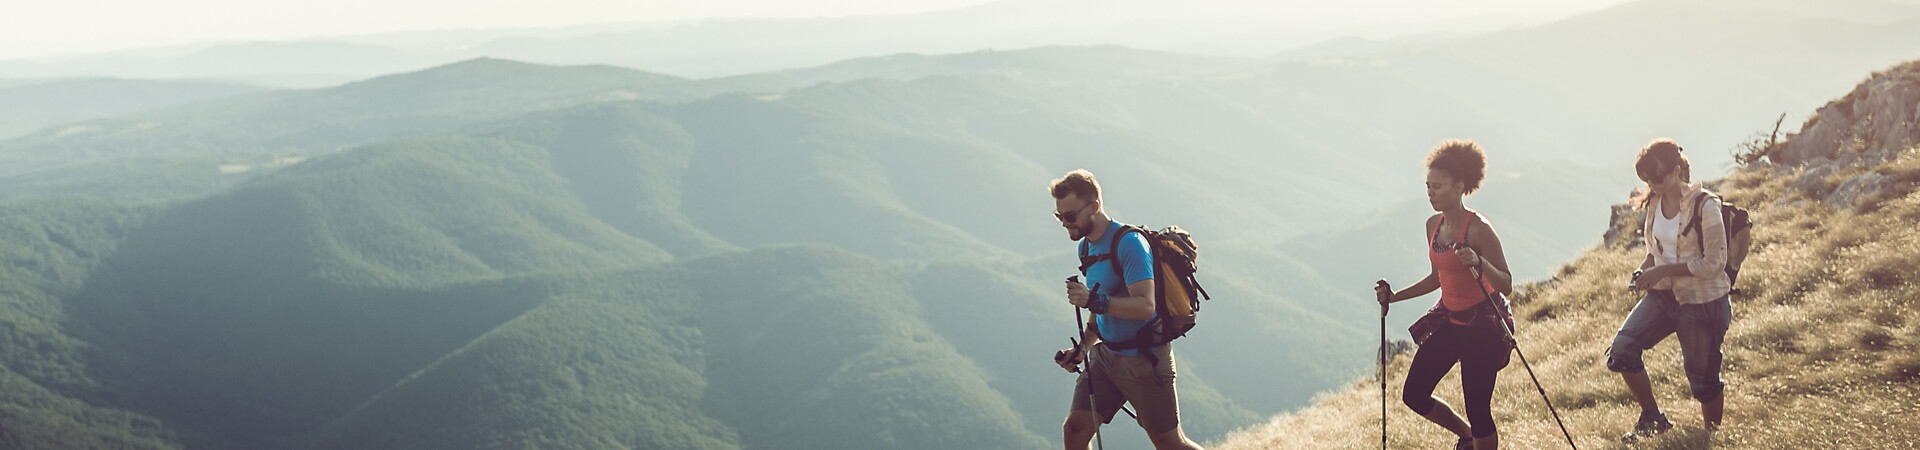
[1069,276,1104,450]
[1467,267,1578,449]
[1376,280,1389,450]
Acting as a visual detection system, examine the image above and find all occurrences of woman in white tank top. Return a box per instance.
[1609,139,1734,442]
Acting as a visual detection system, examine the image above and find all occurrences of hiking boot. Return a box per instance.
[1454,436,1473,450]
[1620,410,1674,443]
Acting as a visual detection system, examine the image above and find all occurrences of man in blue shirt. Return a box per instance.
[1051,169,1203,450]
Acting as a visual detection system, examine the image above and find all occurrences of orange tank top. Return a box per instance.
[1430,212,1497,319]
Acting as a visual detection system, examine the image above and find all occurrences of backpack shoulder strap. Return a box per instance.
[1106,224,1147,281]
[1076,238,1096,275]
[1688,190,1722,241]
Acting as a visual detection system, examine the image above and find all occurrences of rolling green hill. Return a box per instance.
[0,131,1305,449]
[0,59,714,201]
[0,78,265,139]
[310,247,1051,450]
[0,199,174,448]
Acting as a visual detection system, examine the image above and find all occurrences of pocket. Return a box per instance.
[1156,348,1176,381]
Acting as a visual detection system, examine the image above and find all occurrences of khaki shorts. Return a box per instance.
[1070,343,1181,434]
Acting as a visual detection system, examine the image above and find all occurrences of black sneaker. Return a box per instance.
[1454,436,1473,450]
[1620,410,1674,443]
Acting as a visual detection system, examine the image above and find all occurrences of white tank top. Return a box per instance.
[1651,197,1683,264]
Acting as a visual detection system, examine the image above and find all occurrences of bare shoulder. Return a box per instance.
[1469,213,1501,241]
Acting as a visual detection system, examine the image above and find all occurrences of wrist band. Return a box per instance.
[1089,291,1110,315]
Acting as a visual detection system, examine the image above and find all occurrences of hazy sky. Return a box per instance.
[2,0,1636,60]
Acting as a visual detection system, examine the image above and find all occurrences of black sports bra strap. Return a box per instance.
[1431,214,1477,248]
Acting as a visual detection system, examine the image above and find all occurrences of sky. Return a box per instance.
[0,0,1639,60]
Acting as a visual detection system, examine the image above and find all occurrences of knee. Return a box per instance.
[1605,338,1645,373]
[1063,412,1098,440]
[1146,428,1194,449]
[1468,413,1498,438]
[1401,392,1434,415]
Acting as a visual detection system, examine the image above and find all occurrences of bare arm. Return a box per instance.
[1388,272,1441,304]
[1104,279,1156,321]
[1383,215,1445,304]
[1465,216,1514,294]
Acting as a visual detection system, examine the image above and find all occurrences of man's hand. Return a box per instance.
[1054,344,1085,373]
[1067,279,1090,308]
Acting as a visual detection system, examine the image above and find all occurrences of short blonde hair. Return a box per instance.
[1049,169,1100,201]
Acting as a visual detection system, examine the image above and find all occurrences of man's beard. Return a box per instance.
[1076,220,1098,240]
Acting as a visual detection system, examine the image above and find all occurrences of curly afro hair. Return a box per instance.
[1424,139,1488,195]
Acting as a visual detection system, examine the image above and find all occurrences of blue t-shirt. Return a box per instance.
[1079,220,1157,355]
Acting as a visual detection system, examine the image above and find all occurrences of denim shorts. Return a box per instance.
[1606,290,1733,400]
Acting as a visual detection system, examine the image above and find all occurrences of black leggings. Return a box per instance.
[1402,323,1510,438]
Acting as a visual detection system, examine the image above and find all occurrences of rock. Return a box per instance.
[1824,172,1894,208]
[1778,102,1854,165]
[1774,61,1920,167]
[1602,202,1642,249]
[1796,163,1836,198]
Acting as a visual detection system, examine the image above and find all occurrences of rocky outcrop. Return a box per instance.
[1773,60,1920,168]
[1601,60,1920,245]
[1602,201,1642,250]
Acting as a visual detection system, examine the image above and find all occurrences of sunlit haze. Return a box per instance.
[2,0,1635,60]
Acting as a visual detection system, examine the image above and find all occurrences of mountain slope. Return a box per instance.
[59,138,671,449]
[312,247,1050,450]
[0,59,711,196]
[0,78,265,138]
[0,199,175,449]
[1217,59,1920,449]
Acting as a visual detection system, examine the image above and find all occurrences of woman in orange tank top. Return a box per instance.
[1375,139,1516,450]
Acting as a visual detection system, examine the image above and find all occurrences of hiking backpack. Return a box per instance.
[1689,191,1754,284]
[1648,190,1754,284]
[1078,224,1210,350]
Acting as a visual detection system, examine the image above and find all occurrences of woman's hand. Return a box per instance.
[1637,265,1674,288]
[1454,246,1482,269]
[1374,279,1393,316]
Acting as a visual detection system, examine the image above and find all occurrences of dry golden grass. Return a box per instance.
[1218,149,1920,449]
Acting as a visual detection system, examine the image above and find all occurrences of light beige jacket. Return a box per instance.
[1642,185,1733,304]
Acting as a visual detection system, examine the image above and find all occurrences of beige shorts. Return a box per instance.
[1070,343,1181,434]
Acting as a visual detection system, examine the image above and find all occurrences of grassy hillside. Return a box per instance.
[1217,141,1920,448]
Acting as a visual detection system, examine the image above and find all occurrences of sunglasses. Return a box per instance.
[1054,203,1092,224]
[1639,164,1684,183]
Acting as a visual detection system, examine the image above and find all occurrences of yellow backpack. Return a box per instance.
[1079,224,1209,350]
